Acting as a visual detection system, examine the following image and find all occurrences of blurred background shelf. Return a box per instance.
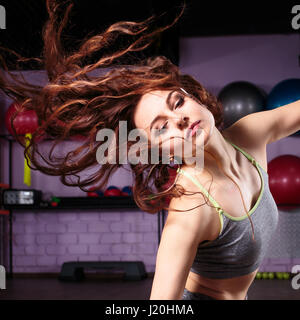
[3,196,139,211]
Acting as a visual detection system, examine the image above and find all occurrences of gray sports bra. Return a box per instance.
[176,138,279,279]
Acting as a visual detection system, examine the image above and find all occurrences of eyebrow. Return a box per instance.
[149,90,176,131]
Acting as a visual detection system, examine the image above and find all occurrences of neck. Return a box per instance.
[182,127,238,179]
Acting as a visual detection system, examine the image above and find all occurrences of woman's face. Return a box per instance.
[133,88,215,163]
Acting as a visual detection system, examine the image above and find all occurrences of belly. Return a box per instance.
[185,269,258,300]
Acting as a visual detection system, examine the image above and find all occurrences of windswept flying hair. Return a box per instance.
[0,0,228,217]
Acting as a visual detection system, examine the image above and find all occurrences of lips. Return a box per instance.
[189,120,201,130]
[187,120,201,139]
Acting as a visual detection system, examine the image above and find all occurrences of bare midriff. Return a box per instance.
[185,268,258,300]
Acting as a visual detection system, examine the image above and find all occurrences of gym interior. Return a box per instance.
[0,0,300,301]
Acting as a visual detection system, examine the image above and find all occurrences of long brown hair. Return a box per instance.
[0,0,229,217]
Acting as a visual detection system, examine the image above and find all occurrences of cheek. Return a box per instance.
[208,112,215,132]
[201,109,215,129]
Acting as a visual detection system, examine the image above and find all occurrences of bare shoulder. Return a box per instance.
[168,173,221,243]
[222,117,269,173]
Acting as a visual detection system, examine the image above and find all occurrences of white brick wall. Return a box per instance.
[11,208,300,275]
[12,210,159,273]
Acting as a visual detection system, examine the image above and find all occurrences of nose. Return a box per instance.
[177,116,189,129]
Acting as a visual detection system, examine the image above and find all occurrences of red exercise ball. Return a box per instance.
[268,155,300,206]
[104,188,122,196]
[5,102,38,135]
[87,187,100,197]
[87,191,99,197]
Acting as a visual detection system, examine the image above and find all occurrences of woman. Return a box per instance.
[1,0,299,300]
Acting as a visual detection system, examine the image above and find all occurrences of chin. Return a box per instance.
[193,126,209,148]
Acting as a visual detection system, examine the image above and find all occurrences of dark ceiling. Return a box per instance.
[0,0,298,69]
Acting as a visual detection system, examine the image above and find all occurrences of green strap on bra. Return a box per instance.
[176,166,221,211]
[176,138,261,226]
[223,138,257,166]
[176,165,224,235]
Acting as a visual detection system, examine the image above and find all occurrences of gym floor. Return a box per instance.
[1,273,299,300]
